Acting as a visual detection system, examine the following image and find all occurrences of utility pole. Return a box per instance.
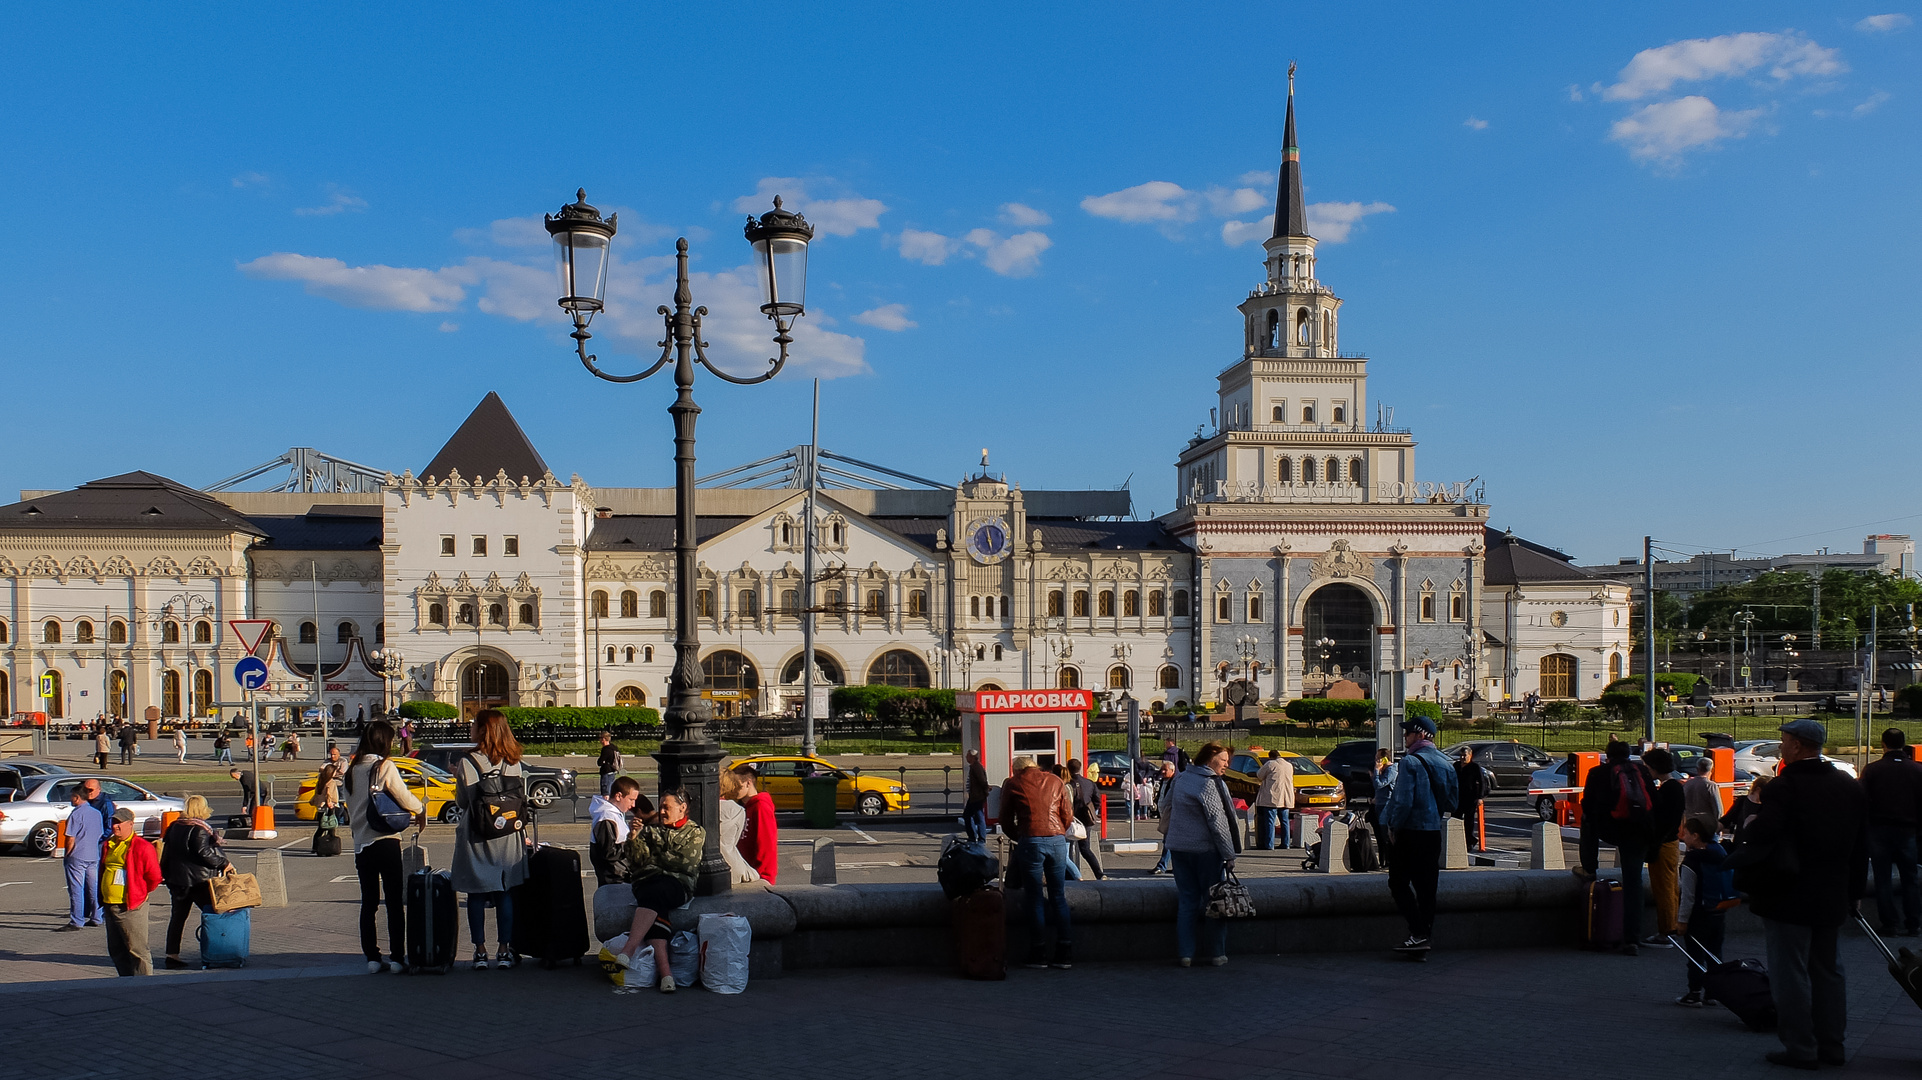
[1644,536,1656,744]
[801,378,820,758]
[1812,581,1821,650]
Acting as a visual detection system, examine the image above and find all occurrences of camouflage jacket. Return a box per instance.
[625,818,706,892]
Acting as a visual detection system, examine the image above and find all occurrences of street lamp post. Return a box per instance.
[545,189,813,896]
[369,649,406,719]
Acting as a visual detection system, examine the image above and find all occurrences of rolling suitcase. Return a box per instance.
[1584,878,1624,950]
[1856,914,1922,1013]
[403,773,456,973]
[198,907,251,969]
[1673,935,1776,1031]
[509,811,590,968]
[951,884,1007,981]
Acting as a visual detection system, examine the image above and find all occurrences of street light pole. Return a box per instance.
[545,189,813,896]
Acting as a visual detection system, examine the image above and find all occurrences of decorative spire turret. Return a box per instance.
[1273,62,1309,240]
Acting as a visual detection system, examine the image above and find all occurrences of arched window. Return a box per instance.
[488,604,504,626]
[832,522,845,545]
[457,604,476,626]
[1540,654,1578,699]
[1158,665,1181,689]
[161,670,181,717]
[1349,457,1364,486]
[625,646,636,663]
[644,646,654,662]
[970,596,981,618]
[1057,666,1080,689]
[1123,590,1140,617]
[193,620,212,643]
[1323,311,1332,349]
[42,670,62,717]
[866,650,930,688]
[193,669,213,716]
[987,596,999,619]
[1296,308,1311,344]
[781,652,844,684]
[779,588,798,615]
[701,650,759,693]
[591,591,609,618]
[1173,589,1190,616]
[696,589,714,618]
[518,603,535,625]
[375,621,386,644]
[1326,457,1341,482]
[337,621,356,642]
[1271,405,1284,423]
[1098,592,1115,617]
[1047,592,1064,617]
[75,620,94,644]
[740,590,760,618]
[1608,653,1622,683]
[1266,309,1280,349]
[1449,593,1464,622]
[620,591,638,618]
[615,686,646,707]
[1333,404,1345,423]
[825,588,842,611]
[606,646,617,664]
[42,620,60,643]
[993,644,1003,661]
[780,521,792,545]
[976,645,986,661]
[650,591,667,618]
[1216,593,1232,622]
[1302,457,1318,483]
[0,620,8,644]
[1278,457,1292,483]
[428,603,446,625]
[160,621,179,643]
[908,590,927,616]
[299,621,316,642]
[1108,666,1131,689]
[1419,593,1435,621]
[1072,591,1089,617]
[1248,593,1263,621]
[864,590,886,617]
[109,620,126,644]
[109,670,127,719]
[1148,590,1165,616]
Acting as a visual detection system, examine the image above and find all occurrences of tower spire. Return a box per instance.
[1273,61,1309,239]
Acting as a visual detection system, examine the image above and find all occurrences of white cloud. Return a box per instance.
[898,229,960,265]
[1464,116,1490,130]
[1220,216,1272,247]
[969,229,1052,276]
[231,171,270,189]
[1203,186,1268,215]
[239,253,465,311]
[455,216,550,248]
[1237,170,1272,186]
[1609,95,1766,163]
[1603,32,1845,101]
[294,187,369,217]
[999,202,1052,227]
[1854,90,1893,115]
[1856,13,1911,32]
[732,177,885,237]
[1220,201,1395,247]
[1080,181,1197,224]
[438,321,459,333]
[1567,84,1586,102]
[853,303,917,331]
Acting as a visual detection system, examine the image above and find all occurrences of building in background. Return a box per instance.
[1579,534,1915,601]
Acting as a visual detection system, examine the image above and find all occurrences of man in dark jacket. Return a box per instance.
[1739,719,1870,1070]
[1643,747,1686,949]
[962,750,989,843]
[1453,747,1489,852]
[1860,728,1921,937]
[1579,741,1660,955]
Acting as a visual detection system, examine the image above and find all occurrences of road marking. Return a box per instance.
[0,882,31,888]
[842,824,879,844]
[329,875,358,883]
[277,838,306,850]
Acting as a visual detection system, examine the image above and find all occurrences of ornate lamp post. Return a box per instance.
[369,649,406,718]
[544,188,813,896]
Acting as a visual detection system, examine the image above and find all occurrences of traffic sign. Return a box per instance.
[233,657,270,691]
[1740,666,1751,678]
[38,672,55,698]
[228,619,275,656]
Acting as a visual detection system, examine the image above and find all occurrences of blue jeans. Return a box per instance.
[1255,807,1291,849]
[1170,849,1227,960]
[1017,835,1071,946]
[216,748,232,764]
[465,890,514,947]
[962,804,986,843]
[65,859,100,926]
[1869,823,1920,933]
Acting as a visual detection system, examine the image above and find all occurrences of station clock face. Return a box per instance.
[966,517,1012,564]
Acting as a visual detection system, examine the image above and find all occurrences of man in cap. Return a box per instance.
[1737,719,1869,1070]
[99,807,163,976]
[1380,716,1458,955]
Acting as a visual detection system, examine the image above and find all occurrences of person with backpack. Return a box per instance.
[1675,817,1731,1007]
[1381,717,1459,955]
[1578,740,1660,955]
[450,709,531,970]
[159,794,228,969]
[212,730,232,765]
[962,750,990,843]
[345,720,424,974]
[1642,746,1686,949]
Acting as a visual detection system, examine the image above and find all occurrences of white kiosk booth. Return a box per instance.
[959,688,1093,787]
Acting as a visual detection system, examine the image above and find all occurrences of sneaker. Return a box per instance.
[1675,991,1704,1007]
[387,961,407,974]
[163,958,190,970]
[1049,944,1073,970]
[367,960,386,974]
[1640,935,1673,949]
[53,924,83,933]
[1394,936,1431,952]
[471,950,490,971]
[658,974,676,994]
[617,950,646,972]
[495,948,518,968]
[1177,957,1192,967]
[1210,955,1229,967]
[1024,945,1049,970]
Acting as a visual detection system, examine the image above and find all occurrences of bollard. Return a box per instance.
[1317,817,1349,874]
[1530,821,1566,870]
[54,819,69,859]
[255,848,290,908]
[250,804,278,840]
[810,836,837,885]
[1441,816,1470,869]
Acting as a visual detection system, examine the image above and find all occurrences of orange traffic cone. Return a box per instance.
[251,804,278,840]
[54,819,68,859]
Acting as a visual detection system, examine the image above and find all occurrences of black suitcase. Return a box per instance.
[937,836,1001,900]
[1857,915,1922,1013]
[1674,935,1776,1031]
[510,814,589,968]
[406,865,458,973]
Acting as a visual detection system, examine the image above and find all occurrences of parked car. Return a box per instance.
[1731,738,1858,780]
[1439,741,1555,791]
[727,755,910,817]
[1220,750,1347,811]
[0,760,73,780]
[1086,749,1157,790]
[1320,739,1384,804]
[0,775,184,856]
[411,743,578,809]
[292,756,459,823]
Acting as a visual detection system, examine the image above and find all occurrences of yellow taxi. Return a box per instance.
[292,756,459,823]
[728,755,911,817]
[1221,749,1346,810]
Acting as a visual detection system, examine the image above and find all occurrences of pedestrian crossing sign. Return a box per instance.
[38,672,55,698]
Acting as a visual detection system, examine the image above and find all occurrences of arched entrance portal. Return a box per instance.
[1302,583,1375,695]
[460,660,511,719]
[702,650,759,718]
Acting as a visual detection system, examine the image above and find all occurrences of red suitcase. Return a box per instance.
[952,886,1007,981]
[1584,878,1623,950]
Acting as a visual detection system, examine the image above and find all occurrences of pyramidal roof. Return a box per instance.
[1272,66,1309,240]
[421,392,550,484]
[0,471,267,534]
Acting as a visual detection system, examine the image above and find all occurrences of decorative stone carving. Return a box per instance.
[1307,539,1375,582]
[100,555,136,577]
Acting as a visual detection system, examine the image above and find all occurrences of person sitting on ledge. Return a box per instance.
[609,787,704,993]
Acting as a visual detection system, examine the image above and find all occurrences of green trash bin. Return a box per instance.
[800,774,840,829]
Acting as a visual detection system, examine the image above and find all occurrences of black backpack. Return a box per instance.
[467,755,527,842]
[1345,821,1381,872]
[937,836,1002,899]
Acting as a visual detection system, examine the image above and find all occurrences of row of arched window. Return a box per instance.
[1262,307,1334,351]
[294,621,388,644]
[1215,591,1264,623]
[21,667,219,720]
[1054,665,1182,690]
[28,619,218,645]
[1277,456,1364,485]
[1269,404,1346,425]
[608,588,932,621]
[424,603,537,628]
[1044,589,1189,618]
[606,645,657,665]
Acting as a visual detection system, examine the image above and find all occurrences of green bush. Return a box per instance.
[829,685,957,729]
[1405,700,1444,723]
[1284,698,1377,730]
[1598,690,1658,724]
[397,701,459,719]
[1540,700,1583,725]
[499,706,660,730]
[1605,673,1701,699]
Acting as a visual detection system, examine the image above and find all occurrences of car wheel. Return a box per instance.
[856,793,886,818]
[1535,797,1556,822]
[527,781,558,809]
[439,804,461,825]
[27,823,57,856]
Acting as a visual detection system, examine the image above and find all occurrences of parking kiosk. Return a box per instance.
[959,688,1093,787]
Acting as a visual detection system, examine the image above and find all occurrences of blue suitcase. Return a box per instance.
[199,907,251,969]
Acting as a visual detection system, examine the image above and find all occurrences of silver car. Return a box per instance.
[0,775,184,856]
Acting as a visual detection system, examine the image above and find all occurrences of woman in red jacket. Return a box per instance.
[732,764,779,884]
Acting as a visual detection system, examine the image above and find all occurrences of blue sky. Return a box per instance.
[2,3,1916,565]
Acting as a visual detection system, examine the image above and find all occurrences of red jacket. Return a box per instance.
[102,836,164,911]
[738,792,779,884]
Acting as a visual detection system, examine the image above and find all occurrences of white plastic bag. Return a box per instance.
[667,929,700,986]
[697,912,752,994]
[596,933,658,989]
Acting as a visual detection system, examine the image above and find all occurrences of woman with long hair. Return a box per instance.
[159,794,228,969]
[345,719,423,973]
[451,709,530,970]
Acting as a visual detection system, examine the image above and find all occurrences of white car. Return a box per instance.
[0,775,184,856]
[1730,739,1858,780]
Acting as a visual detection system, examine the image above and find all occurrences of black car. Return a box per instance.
[1086,749,1158,790]
[1439,741,1555,791]
[1320,739,1384,804]
[413,743,578,809]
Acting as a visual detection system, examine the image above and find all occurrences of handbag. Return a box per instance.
[1068,820,1088,840]
[366,759,413,835]
[208,866,263,913]
[1205,867,1257,919]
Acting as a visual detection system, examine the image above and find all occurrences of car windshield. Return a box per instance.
[1277,755,1326,776]
[413,762,456,782]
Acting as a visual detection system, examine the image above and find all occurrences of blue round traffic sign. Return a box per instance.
[233,656,269,691]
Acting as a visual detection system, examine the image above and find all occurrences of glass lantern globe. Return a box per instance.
[544,189,617,320]
[744,196,815,318]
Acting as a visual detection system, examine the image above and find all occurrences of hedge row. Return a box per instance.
[395,701,661,729]
[829,685,957,719]
[1283,698,1377,725]
[1605,673,1702,697]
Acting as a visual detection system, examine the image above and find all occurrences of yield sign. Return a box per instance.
[228,619,276,656]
